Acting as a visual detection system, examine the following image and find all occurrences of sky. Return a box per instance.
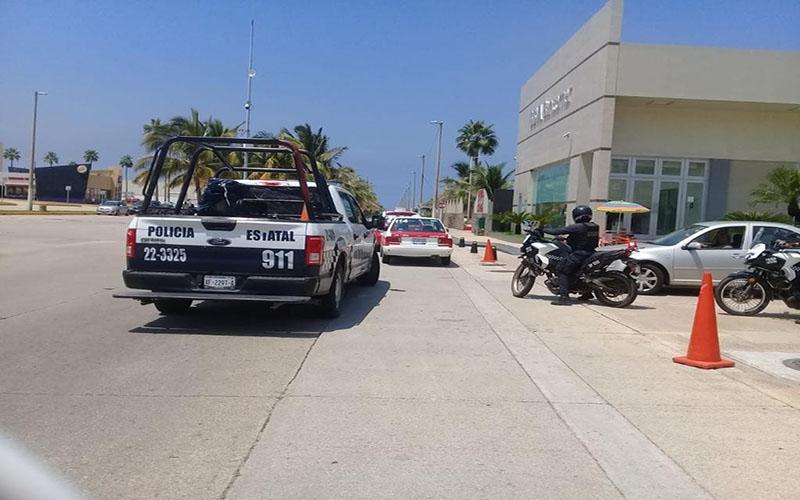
[1,0,798,208]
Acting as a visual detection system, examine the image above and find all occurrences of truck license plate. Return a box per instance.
[203,275,236,289]
[412,238,427,245]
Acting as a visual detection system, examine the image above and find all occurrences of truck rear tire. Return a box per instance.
[319,264,344,318]
[154,299,192,315]
[381,253,392,265]
[358,252,380,286]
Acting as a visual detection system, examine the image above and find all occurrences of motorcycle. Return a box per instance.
[511,223,640,307]
[714,241,800,315]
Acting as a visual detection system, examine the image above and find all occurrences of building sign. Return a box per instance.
[474,189,489,215]
[529,86,573,130]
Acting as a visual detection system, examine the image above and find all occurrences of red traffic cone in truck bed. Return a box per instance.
[673,272,735,369]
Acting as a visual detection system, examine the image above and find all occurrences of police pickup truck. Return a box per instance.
[113,136,379,317]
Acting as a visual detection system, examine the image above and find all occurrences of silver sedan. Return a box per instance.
[621,221,800,294]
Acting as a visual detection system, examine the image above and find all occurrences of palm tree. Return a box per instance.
[750,166,800,224]
[3,147,21,168]
[473,162,513,201]
[456,120,498,216]
[44,152,59,166]
[83,149,99,164]
[278,123,347,175]
[120,155,134,200]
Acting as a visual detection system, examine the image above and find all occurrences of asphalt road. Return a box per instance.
[1,216,799,500]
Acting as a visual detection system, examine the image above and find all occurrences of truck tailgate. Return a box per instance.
[131,217,308,276]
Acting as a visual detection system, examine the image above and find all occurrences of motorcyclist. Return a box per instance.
[539,205,600,305]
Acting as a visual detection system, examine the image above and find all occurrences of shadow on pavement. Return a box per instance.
[518,293,655,310]
[129,280,390,337]
[383,257,459,268]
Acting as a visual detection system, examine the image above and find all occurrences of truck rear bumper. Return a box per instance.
[121,270,320,297]
[112,290,311,303]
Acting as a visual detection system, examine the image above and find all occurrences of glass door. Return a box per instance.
[656,181,680,235]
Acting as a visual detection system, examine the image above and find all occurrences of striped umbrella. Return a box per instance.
[596,200,650,213]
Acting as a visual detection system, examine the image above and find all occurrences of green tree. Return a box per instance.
[750,166,800,223]
[120,155,134,200]
[83,149,99,164]
[44,151,59,166]
[278,123,347,175]
[473,162,513,201]
[723,211,793,224]
[456,120,498,215]
[3,147,21,168]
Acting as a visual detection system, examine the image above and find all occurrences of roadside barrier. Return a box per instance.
[470,241,478,254]
[481,239,497,264]
[458,237,465,248]
[673,272,735,369]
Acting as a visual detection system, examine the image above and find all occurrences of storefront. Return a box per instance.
[513,0,800,237]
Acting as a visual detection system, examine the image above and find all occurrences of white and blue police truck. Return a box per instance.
[113,137,379,317]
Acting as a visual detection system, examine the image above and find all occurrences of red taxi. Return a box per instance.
[379,217,453,266]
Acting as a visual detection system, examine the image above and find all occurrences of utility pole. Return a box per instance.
[27,91,47,211]
[243,18,255,177]
[430,120,443,218]
[418,154,426,213]
[411,170,416,211]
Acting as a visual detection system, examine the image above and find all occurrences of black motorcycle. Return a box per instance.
[714,240,800,316]
[511,227,640,307]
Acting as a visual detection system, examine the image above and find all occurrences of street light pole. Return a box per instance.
[418,154,426,213]
[411,170,416,210]
[27,91,47,211]
[430,120,443,218]
[243,18,255,177]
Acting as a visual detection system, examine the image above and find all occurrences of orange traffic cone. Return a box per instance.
[481,239,497,263]
[299,204,310,222]
[673,272,735,369]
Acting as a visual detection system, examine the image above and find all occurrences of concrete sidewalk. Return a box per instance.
[454,246,800,499]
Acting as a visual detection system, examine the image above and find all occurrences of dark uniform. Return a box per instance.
[543,222,600,297]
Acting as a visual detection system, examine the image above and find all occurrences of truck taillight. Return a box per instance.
[305,235,324,266]
[438,237,453,247]
[126,228,136,258]
[384,235,400,245]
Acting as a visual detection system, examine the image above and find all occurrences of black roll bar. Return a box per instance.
[140,136,337,220]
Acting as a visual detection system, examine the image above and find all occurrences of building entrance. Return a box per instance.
[608,157,708,236]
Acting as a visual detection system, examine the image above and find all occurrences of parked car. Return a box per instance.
[380,216,452,265]
[96,200,129,216]
[625,221,800,294]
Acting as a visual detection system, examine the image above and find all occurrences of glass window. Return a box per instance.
[688,161,706,177]
[611,158,629,175]
[608,178,627,200]
[752,226,800,247]
[634,159,656,175]
[662,160,682,176]
[656,181,680,235]
[630,180,653,234]
[651,224,708,246]
[691,226,746,249]
[341,194,358,224]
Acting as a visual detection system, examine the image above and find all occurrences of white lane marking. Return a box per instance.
[451,267,712,499]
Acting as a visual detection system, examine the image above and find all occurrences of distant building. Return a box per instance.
[514,0,800,235]
[34,163,92,202]
[2,167,30,199]
[86,167,122,202]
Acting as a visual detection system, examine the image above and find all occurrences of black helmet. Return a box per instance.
[572,205,593,223]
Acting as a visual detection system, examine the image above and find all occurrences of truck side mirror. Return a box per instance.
[369,215,384,229]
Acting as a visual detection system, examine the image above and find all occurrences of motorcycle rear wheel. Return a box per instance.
[512,263,536,298]
[714,275,771,316]
[593,271,638,308]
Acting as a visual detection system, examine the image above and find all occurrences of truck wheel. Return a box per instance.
[440,256,451,266]
[358,252,380,286]
[320,264,344,318]
[154,299,192,315]
[381,252,391,265]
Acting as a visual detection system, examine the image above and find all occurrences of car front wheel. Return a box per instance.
[635,262,666,295]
